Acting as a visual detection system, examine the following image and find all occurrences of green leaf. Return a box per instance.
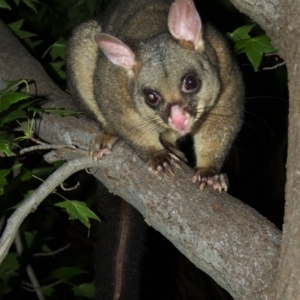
[0,137,12,156]
[24,38,43,50]
[0,97,37,127]
[55,200,100,230]
[49,37,66,61]
[2,167,30,197]
[0,253,20,280]
[32,166,56,177]
[235,35,276,71]
[1,80,29,96]
[246,49,263,72]
[0,252,20,296]
[0,0,11,10]
[43,37,66,61]
[42,286,55,297]
[251,35,276,53]
[13,0,20,5]
[0,91,31,112]
[72,282,95,298]
[44,108,84,116]
[22,0,40,14]
[0,171,9,195]
[20,168,32,181]
[27,106,43,113]
[0,165,22,195]
[236,38,263,71]
[24,231,37,248]
[0,169,11,180]
[22,189,35,199]
[234,38,250,53]
[228,24,255,42]
[0,109,28,127]
[49,61,66,79]
[8,19,37,40]
[41,242,52,253]
[85,0,97,15]
[50,266,87,281]
[0,282,12,296]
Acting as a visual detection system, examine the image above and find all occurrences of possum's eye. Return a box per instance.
[182,74,200,93]
[144,90,161,107]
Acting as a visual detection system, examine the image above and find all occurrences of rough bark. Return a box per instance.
[40,123,281,300]
[0,11,289,300]
[229,0,300,299]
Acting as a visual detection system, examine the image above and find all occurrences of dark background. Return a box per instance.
[0,0,287,299]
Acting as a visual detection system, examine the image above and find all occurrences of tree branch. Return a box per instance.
[0,18,282,299]
[14,231,46,300]
[223,1,300,299]
[0,156,96,264]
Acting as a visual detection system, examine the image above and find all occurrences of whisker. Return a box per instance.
[244,111,275,137]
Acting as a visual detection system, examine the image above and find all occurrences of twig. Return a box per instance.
[21,279,62,290]
[0,156,97,264]
[30,136,47,145]
[262,61,286,70]
[33,244,71,257]
[15,231,46,300]
[21,285,36,292]
[39,280,61,290]
[60,182,80,191]
[20,144,76,155]
[264,52,280,57]
[86,167,98,174]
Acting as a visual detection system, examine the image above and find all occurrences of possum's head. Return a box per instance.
[94,0,221,136]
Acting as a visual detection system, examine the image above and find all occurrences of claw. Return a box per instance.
[199,179,207,191]
[89,132,119,162]
[192,168,229,192]
[169,152,180,162]
[148,150,181,175]
[192,175,197,183]
[148,166,159,175]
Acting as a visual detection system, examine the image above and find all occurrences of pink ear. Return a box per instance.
[168,0,202,46]
[94,33,136,69]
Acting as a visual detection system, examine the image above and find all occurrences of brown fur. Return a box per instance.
[66,0,244,191]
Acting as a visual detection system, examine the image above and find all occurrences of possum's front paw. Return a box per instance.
[192,168,228,192]
[147,150,181,175]
[89,132,119,161]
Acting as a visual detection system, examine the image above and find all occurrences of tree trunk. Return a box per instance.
[229,0,300,298]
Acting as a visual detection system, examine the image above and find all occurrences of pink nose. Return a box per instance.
[170,105,188,130]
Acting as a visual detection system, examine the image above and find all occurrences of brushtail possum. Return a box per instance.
[66,0,244,192]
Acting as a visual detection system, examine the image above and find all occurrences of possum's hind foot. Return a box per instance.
[89,132,119,161]
[192,168,228,193]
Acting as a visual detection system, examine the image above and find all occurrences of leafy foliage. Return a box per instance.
[0,253,20,296]
[0,78,97,298]
[0,2,101,297]
[0,164,22,195]
[0,0,102,82]
[0,80,83,154]
[0,91,35,128]
[0,80,35,155]
[228,24,276,71]
[8,19,37,39]
[72,282,96,298]
[1,0,39,11]
[50,266,88,281]
[56,200,100,235]
[43,108,85,116]
[0,0,12,9]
